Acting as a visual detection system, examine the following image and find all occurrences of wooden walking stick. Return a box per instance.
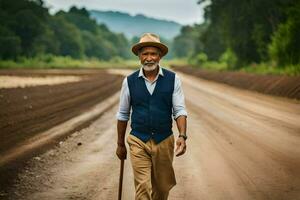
[118,159,125,200]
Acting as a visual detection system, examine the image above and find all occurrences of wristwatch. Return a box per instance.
[178,134,187,141]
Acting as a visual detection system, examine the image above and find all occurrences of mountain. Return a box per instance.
[89,10,182,40]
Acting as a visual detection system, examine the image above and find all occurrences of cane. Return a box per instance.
[118,159,125,200]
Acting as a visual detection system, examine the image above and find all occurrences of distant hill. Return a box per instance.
[89,10,182,40]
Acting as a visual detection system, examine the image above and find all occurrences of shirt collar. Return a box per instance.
[138,65,164,78]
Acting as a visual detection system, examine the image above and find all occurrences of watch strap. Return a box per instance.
[178,134,187,140]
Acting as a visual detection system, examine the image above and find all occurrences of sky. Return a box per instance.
[44,0,207,25]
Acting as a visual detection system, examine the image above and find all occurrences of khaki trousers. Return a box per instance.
[127,134,176,200]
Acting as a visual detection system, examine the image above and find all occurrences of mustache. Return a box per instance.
[144,61,156,65]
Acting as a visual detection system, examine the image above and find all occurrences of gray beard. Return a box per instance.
[142,62,159,71]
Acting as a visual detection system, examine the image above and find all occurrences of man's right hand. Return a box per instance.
[116,144,127,160]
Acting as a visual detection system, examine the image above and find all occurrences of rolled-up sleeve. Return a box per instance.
[116,77,131,121]
[172,74,188,119]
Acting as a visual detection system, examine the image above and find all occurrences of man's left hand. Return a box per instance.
[175,137,187,157]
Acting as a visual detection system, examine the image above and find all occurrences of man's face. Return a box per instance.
[139,46,161,71]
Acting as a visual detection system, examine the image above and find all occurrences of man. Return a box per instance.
[116,33,188,200]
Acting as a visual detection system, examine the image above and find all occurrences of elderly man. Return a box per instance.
[116,33,188,200]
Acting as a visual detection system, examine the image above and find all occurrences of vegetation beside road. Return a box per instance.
[1,0,299,76]
[172,0,300,76]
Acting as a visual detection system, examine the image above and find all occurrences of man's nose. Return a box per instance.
[146,55,152,61]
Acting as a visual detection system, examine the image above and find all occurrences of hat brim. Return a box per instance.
[132,42,168,57]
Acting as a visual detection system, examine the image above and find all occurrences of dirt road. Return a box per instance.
[2,70,300,200]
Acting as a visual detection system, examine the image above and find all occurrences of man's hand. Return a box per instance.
[175,137,187,157]
[116,144,127,160]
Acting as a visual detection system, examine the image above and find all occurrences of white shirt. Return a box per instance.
[116,66,188,121]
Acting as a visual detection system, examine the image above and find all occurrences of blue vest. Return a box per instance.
[127,68,175,144]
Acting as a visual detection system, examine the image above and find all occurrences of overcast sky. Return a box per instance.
[44,0,206,25]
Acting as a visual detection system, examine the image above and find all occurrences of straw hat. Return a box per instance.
[131,33,168,57]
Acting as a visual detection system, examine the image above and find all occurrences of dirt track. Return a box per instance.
[1,69,300,199]
[0,69,123,192]
[0,69,122,154]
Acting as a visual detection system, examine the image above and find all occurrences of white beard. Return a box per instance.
[142,62,159,71]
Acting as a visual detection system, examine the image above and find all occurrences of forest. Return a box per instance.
[173,0,300,74]
[0,0,299,75]
[0,0,130,60]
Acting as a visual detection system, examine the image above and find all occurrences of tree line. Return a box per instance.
[0,0,130,60]
[173,0,300,69]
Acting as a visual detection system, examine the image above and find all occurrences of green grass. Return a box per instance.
[0,56,187,70]
[0,55,140,69]
[240,63,300,76]
[192,61,228,71]
[169,59,300,76]
[0,56,189,70]
[160,58,189,68]
[1,56,299,76]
